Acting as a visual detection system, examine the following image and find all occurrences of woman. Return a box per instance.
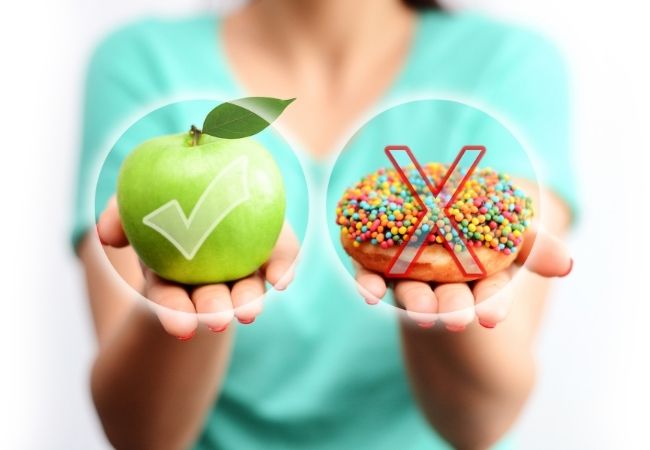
[74,0,574,448]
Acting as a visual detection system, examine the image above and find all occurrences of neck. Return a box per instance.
[230,0,414,65]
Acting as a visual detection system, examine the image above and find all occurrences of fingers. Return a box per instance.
[517,228,573,277]
[354,264,387,305]
[231,273,265,324]
[144,269,197,339]
[473,269,514,328]
[394,281,437,327]
[192,284,235,332]
[435,283,475,332]
[97,197,129,247]
[263,223,299,290]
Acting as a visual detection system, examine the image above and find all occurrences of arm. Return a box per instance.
[80,200,298,450]
[397,266,552,450]
[72,27,302,449]
[399,188,571,449]
[356,185,572,450]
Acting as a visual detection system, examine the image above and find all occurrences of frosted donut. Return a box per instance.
[335,163,534,283]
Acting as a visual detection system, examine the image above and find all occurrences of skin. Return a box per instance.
[355,181,572,449]
[81,0,573,449]
[87,198,298,450]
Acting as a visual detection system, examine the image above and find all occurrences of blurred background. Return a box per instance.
[1,0,648,448]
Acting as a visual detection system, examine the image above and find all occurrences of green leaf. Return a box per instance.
[202,97,295,139]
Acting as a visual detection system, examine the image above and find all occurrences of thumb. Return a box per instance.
[517,227,573,278]
[97,196,129,247]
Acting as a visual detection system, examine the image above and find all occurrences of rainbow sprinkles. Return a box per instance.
[335,163,534,256]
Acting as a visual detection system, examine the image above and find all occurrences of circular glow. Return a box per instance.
[325,97,542,318]
[92,99,308,316]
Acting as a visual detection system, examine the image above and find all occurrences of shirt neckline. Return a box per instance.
[205,11,441,166]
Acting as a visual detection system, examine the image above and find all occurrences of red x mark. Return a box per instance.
[384,145,488,279]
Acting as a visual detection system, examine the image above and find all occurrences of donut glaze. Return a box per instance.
[335,163,534,282]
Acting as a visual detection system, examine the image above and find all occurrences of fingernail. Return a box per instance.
[177,330,196,341]
[479,319,496,329]
[445,324,466,332]
[417,322,434,329]
[238,317,255,325]
[364,296,380,305]
[96,224,107,245]
[559,258,574,277]
[208,324,228,333]
[274,278,290,291]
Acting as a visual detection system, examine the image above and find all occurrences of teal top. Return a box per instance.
[73,11,575,450]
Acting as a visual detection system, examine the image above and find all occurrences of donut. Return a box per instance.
[335,163,534,282]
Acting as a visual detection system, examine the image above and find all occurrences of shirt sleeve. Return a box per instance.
[480,29,579,219]
[70,20,162,250]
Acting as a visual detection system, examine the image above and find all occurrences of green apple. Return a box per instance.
[117,131,285,284]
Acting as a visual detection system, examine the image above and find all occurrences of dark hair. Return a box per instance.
[403,0,442,9]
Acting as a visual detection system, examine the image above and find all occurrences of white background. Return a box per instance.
[1,0,649,449]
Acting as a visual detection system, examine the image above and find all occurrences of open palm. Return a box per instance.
[354,227,572,331]
[97,197,299,339]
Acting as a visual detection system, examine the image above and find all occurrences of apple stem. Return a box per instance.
[189,125,202,146]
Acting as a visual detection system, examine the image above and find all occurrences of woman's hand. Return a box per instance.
[354,227,572,331]
[96,197,299,339]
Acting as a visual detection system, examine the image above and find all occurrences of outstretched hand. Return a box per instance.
[354,227,572,331]
[97,197,299,339]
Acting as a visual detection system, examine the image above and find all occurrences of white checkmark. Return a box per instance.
[142,156,250,260]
